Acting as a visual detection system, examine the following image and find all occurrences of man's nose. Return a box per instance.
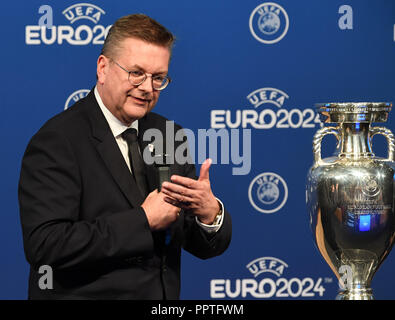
[138,75,154,92]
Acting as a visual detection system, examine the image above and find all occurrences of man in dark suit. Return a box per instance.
[18,14,231,299]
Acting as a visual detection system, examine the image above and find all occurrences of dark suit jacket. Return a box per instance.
[18,90,232,300]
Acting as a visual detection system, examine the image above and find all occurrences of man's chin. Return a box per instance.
[122,104,149,123]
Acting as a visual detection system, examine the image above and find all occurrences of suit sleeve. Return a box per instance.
[180,162,232,260]
[18,129,154,271]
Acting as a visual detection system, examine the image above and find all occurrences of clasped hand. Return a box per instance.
[141,159,220,230]
[161,158,219,225]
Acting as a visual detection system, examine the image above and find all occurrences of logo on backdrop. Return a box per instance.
[211,87,322,129]
[248,172,288,214]
[64,89,90,109]
[26,3,111,45]
[249,2,289,44]
[210,256,333,298]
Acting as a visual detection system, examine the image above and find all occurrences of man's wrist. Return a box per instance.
[195,198,224,233]
[211,200,223,225]
[199,199,221,225]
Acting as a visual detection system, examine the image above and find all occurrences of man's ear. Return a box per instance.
[97,55,108,84]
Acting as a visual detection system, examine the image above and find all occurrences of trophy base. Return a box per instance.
[336,288,374,300]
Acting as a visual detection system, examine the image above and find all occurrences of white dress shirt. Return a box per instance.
[94,86,223,233]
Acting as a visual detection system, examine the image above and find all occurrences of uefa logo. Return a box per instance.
[248,172,288,214]
[249,2,289,44]
[211,86,322,129]
[211,255,333,298]
[26,3,110,45]
[64,89,90,109]
[247,87,289,109]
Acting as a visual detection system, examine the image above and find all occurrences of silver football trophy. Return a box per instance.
[306,102,395,300]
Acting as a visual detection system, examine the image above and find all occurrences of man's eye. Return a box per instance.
[153,76,165,82]
[130,70,144,77]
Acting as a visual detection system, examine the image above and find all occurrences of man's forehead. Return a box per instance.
[119,37,170,56]
[117,37,171,70]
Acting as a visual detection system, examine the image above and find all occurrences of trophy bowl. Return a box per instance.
[306,102,395,300]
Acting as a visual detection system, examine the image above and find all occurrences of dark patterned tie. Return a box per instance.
[122,128,149,198]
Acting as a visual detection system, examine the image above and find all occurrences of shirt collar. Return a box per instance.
[94,86,138,138]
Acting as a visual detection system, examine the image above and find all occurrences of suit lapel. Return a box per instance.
[96,134,145,206]
[83,89,144,207]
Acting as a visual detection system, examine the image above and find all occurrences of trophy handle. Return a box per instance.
[313,127,340,164]
[370,127,395,161]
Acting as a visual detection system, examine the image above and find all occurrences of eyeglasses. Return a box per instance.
[110,59,171,91]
